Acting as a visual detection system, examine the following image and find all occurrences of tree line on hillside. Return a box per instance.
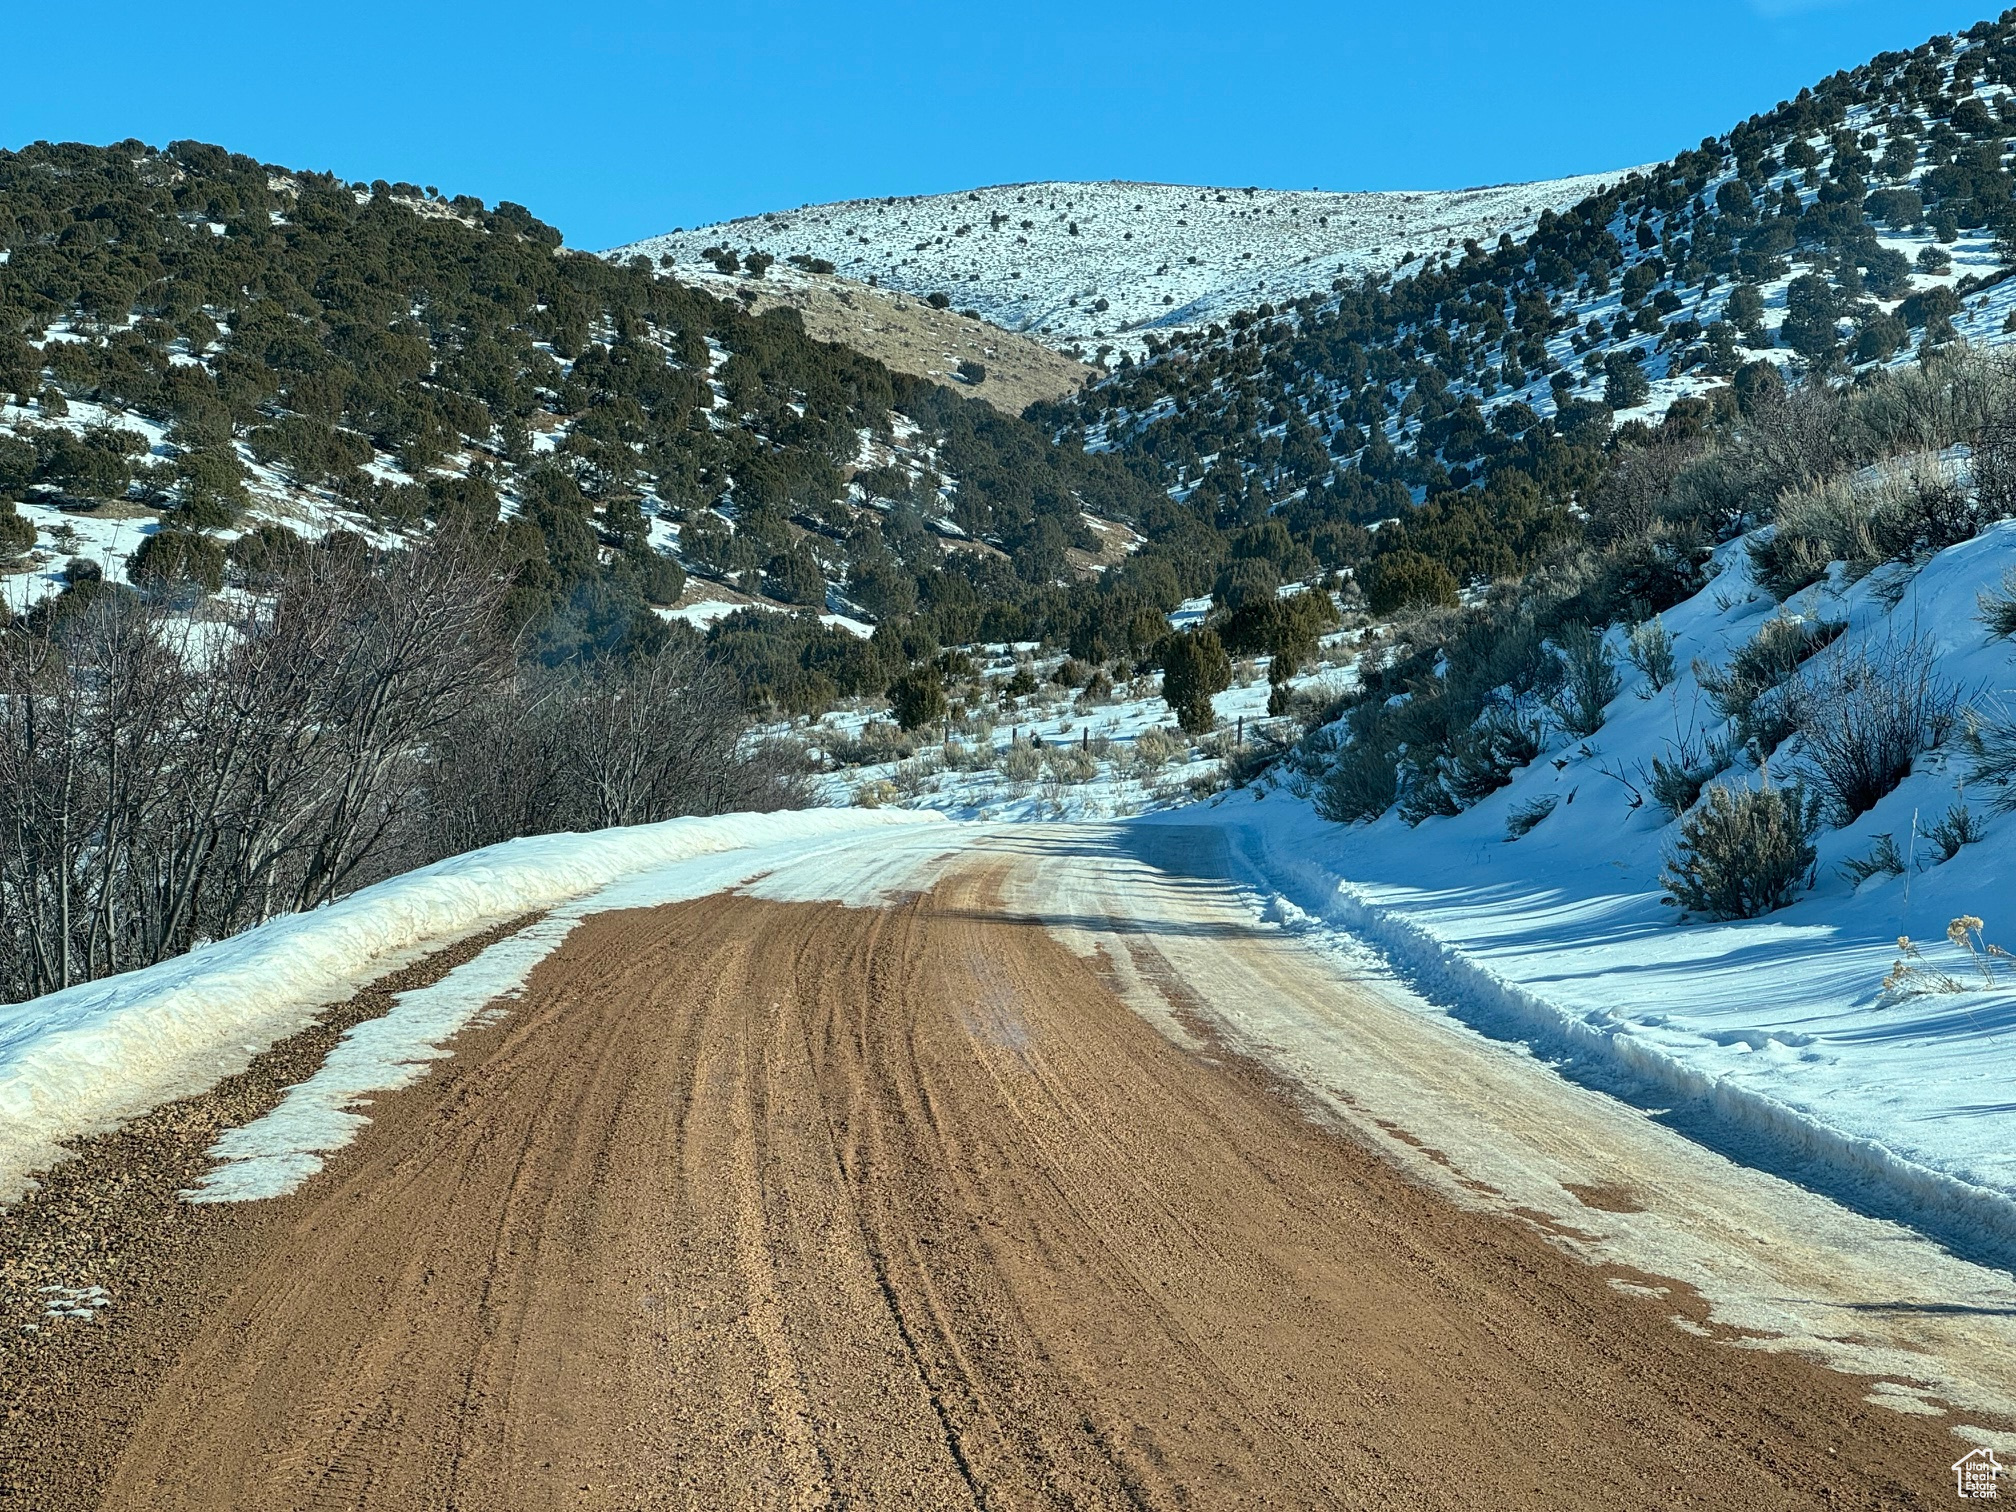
[0,138,1222,712]
[1281,344,2016,920]
[1053,15,2016,632]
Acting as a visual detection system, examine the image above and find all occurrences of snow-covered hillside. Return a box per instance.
[816,511,2016,1260]
[1227,518,2016,1258]
[0,327,974,630]
[0,389,407,620]
[1068,25,2016,588]
[1344,95,2016,453]
[608,173,1642,358]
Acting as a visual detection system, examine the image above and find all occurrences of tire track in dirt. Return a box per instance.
[14,864,1980,1508]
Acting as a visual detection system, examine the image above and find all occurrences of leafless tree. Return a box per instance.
[0,531,804,1004]
[418,636,809,855]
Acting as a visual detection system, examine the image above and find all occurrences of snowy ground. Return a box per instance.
[1174,521,2016,1262]
[609,172,1642,359]
[791,617,1363,821]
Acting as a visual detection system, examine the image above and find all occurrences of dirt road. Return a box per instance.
[26,848,1974,1510]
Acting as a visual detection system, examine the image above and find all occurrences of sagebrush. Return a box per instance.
[1661,782,1821,920]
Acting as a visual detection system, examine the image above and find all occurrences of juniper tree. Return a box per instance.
[1160,630,1231,734]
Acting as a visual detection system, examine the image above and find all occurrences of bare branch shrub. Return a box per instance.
[1659,452,1754,544]
[1840,833,1905,886]
[1749,476,1876,599]
[1734,382,1854,506]
[1505,794,1558,840]
[1856,345,2014,457]
[1625,617,1676,695]
[1864,449,1985,562]
[1981,569,2016,641]
[0,535,804,1004]
[1694,614,1843,753]
[0,538,514,998]
[422,639,808,858]
[1552,624,1620,737]
[1964,698,2016,811]
[1789,632,1957,821]
[1971,364,2016,522]
[1315,733,1400,824]
[1928,802,1986,861]
[1584,436,1708,549]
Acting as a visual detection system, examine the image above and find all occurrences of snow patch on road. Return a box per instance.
[185,812,968,1202]
[0,808,939,1202]
[184,918,578,1202]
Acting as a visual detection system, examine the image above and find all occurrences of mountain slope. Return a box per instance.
[608,173,1639,360]
[1043,16,2016,612]
[0,142,1178,709]
[11,15,2016,739]
[629,256,1091,412]
[1010,13,2016,982]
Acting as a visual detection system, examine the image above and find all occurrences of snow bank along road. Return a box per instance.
[4,821,2012,1509]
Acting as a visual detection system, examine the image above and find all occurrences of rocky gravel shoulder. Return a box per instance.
[0,914,541,1511]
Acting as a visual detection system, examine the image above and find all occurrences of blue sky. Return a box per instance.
[0,1,1997,249]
